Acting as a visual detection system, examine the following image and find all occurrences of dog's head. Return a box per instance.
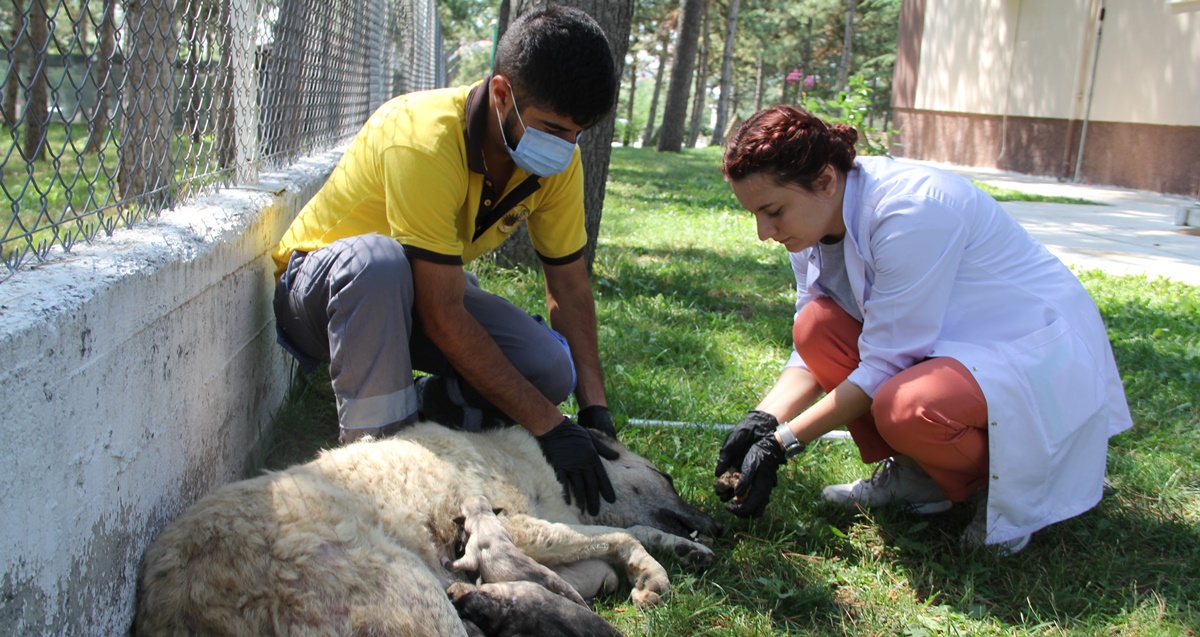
[584,432,722,542]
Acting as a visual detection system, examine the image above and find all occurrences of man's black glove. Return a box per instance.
[726,434,787,518]
[536,417,619,516]
[715,410,779,478]
[577,405,618,440]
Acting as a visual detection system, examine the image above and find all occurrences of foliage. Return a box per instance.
[802,74,897,156]
[618,0,901,149]
[263,145,1200,635]
[437,0,498,85]
[973,181,1102,205]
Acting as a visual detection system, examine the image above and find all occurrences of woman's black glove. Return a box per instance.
[536,417,619,516]
[577,405,618,440]
[726,434,786,518]
[715,410,779,478]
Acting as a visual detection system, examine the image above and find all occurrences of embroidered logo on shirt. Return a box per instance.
[498,206,530,234]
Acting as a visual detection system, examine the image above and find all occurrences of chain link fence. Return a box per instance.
[1,0,444,275]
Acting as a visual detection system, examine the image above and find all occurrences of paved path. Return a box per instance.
[899,159,1200,287]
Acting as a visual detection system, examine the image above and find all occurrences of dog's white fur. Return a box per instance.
[135,423,715,636]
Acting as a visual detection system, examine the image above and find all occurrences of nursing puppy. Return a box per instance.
[135,423,719,636]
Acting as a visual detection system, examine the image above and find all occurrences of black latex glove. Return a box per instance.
[536,417,619,515]
[726,433,787,518]
[577,405,618,439]
[715,410,779,478]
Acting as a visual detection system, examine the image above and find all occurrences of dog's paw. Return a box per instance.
[673,540,715,570]
[714,471,742,503]
[630,588,662,608]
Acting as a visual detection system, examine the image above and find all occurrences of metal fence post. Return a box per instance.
[232,0,259,184]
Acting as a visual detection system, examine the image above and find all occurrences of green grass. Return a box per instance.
[972,180,1102,205]
[2,122,224,265]
[261,146,1200,635]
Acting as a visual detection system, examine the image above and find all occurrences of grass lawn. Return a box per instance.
[971,180,1102,206]
[261,146,1199,636]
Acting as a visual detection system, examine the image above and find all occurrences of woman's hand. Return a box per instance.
[726,434,787,518]
[715,410,779,478]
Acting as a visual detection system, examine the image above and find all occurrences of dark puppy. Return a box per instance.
[448,581,624,637]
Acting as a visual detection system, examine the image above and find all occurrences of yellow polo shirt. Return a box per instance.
[272,81,586,278]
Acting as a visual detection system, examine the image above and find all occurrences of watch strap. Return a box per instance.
[774,423,807,459]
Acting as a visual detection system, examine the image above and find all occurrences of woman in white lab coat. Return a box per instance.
[713,106,1132,553]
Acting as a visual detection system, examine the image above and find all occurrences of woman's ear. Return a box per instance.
[813,164,838,198]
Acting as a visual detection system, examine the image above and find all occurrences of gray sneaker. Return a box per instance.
[821,457,952,514]
[961,491,1031,555]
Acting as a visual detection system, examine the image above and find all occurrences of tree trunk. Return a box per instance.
[4,0,26,129]
[497,0,511,41]
[685,0,708,149]
[215,0,236,168]
[835,0,857,92]
[753,51,763,112]
[85,0,116,152]
[119,0,180,206]
[640,25,669,145]
[622,44,637,146]
[710,0,739,146]
[490,0,634,272]
[260,0,312,160]
[655,0,703,153]
[22,0,48,161]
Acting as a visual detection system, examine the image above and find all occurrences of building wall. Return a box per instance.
[0,151,340,635]
[893,0,1200,196]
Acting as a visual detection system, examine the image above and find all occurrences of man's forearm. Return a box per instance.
[424,305,563,435]
[544,261,606,409]
[412,259,562,434]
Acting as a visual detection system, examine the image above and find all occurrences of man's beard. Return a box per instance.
[501,108,522,152]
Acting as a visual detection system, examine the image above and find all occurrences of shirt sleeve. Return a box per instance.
[847,194,969,397]
[784,249,818,370]
[525,149,587,263]
[383,144,468,261]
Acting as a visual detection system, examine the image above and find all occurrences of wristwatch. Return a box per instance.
[774,424,807,459]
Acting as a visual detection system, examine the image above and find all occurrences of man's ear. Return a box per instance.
[490,74,512,111]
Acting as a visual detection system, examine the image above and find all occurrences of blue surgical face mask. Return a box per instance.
[496,89,578,178]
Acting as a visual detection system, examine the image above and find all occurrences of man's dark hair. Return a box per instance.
[493,6,618,128]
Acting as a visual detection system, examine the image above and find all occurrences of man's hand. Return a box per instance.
[577,405,617,439]
[714,410,778,478]
[726,434,787,518]
[536,418,618,515]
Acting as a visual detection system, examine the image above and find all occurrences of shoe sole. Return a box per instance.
[822,494,953,515]
[909,499,953,515]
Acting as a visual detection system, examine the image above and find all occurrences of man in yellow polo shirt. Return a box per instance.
[271,7,620,515]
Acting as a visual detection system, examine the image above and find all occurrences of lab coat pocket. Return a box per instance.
[1003,317,1106,451]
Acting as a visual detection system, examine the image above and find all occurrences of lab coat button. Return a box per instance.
[992,475,999,480]
[991,421,998,427]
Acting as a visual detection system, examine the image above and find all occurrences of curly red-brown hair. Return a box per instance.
[722,106,858,191]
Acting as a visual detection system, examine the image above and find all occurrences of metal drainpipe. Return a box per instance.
[1073,1,1106,184]
[997,0,1024,162]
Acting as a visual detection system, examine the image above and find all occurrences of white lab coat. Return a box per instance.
[786,157,1133,543]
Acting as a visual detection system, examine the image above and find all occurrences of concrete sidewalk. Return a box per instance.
[899,159,1200,287]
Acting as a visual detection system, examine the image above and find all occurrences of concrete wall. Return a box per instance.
[912,0,1200,126]
[0,151,340,635]
[893,0,1200,195]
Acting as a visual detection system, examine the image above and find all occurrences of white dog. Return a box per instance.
[135,423,719,636]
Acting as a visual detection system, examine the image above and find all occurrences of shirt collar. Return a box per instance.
[464,76,491,175]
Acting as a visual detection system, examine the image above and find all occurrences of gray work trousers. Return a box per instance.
[273,234,575,442]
